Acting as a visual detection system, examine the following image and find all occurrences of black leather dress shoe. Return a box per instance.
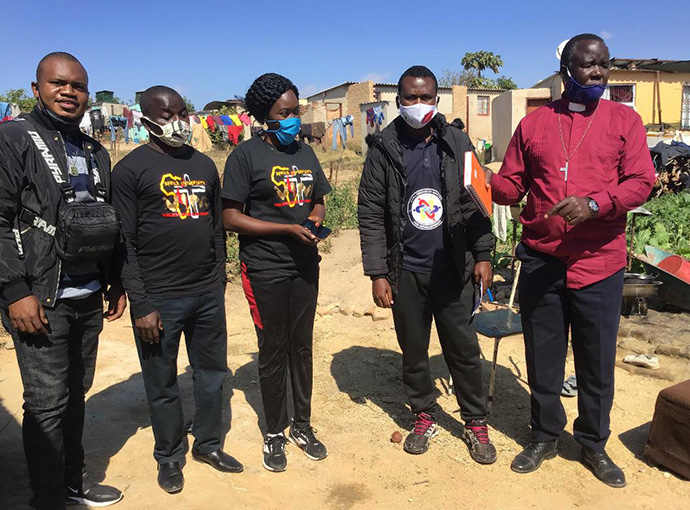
[511,440,558,473]
[157,462,184,494]
[582,448,626,488]
[192,449,244,473]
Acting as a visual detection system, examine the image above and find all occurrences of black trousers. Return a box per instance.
[135,285,228,463]
[517,243,624,452]
[391,268,487,421]
[241,263,318,434]
[2,293,103,510]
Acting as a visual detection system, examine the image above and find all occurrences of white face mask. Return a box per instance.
[398,102,437,130]
[143,117,191,147]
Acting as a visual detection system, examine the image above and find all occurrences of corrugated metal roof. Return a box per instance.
[611,58,690,73]
[467,88,507,93]
[305,82,358,99]
[375,82,453,90]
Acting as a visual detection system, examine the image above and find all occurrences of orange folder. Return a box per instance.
[464,151,492,217]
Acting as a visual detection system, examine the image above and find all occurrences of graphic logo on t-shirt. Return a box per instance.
[160,173,209,220]
[271,165,314,208]
[408,188,444,230]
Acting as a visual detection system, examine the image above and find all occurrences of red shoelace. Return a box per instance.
[413,413,435,435]
[466,421,490,444]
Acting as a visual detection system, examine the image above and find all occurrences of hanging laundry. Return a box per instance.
[0,102,12,123]
[131,109,143,128]
[91,109,104,131]
[373,105,384,125]
[190,122,213,151]
[229,114,241,126]
[200,116,209,129]
[227,125,243,145]
[366,108,375,127]
[331,115,355,150]
[123,107,134,129]
[220,114,233,126]
[10,103,21,119]
[79,112,92,136]
[312,122,326,139]
[239,113,251,126]
[109,116,128,143]
[101,104,110,125]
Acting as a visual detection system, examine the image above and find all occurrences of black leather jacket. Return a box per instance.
[0,107,115,308]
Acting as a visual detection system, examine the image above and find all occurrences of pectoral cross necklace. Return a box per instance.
[557,103,599,181]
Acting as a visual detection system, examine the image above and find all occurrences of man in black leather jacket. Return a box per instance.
[0,52,125,510]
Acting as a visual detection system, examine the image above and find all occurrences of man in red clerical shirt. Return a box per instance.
[486,34,655,488]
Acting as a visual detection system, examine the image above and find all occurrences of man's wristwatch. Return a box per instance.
[586,197,599,218]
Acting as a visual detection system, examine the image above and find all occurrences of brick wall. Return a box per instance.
[345,81,375,146]
[451,85,468,125]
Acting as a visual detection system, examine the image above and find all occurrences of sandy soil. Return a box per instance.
[1,231,689,510]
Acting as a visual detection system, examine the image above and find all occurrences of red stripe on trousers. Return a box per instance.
[241,262,263,330]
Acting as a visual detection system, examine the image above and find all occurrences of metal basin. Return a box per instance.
[622,281,662,299]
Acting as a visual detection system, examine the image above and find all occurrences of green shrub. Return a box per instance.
[325,180,359,231]
[631,191,690,258]
[225,233,241,278]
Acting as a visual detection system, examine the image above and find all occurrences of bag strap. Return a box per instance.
[18,116,104,202]
[16,117,68,185]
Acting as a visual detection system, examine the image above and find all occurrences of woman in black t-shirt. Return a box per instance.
[222,73,332,473]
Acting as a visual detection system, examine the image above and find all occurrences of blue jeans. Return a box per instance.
[2,292,103,510]
[134,285,228,463]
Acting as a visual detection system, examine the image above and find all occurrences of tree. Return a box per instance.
[183,96,195,113]
[439,69,495,89]
[495,76,518,90]
[461,51,504,78]
[440,51,518,90]
[0,88,37,113]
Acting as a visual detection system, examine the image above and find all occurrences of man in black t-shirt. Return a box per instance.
[111,86,242,494]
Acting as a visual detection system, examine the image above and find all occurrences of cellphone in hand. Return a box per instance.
[301,219,332,240]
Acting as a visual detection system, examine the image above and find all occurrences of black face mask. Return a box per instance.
[35,85,83,132]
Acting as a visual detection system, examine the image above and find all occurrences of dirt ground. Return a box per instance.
[1,230,689,510]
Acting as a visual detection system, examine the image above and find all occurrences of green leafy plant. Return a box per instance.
[0,88,37,112]
[631,191,690,258]
[225,233,241,278]
[325,181,358,231]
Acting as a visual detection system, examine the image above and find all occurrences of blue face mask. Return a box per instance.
[564,69,606,105]
[265,117,301,146]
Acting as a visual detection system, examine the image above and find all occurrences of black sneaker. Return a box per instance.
[66,473,123,507]
[463,419,497,464]
[289,424,328,461]
[403,412,439,455]
[263,434,288,472]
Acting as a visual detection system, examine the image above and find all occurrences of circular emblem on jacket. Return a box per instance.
[408,188,444,230]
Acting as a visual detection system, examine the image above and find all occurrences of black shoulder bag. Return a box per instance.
[19,120,120,263]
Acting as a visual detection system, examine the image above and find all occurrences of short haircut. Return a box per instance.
[397,66,438,95]
[36,52,84,81]
[243,73,299,123]
[560,34,606,70]
[140,85,183,117]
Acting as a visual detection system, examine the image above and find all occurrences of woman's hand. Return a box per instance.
[285,224,319,246]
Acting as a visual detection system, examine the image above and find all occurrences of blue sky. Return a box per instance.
[3,0,687,109]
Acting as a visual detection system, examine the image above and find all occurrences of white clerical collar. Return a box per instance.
[568,102,586,112]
